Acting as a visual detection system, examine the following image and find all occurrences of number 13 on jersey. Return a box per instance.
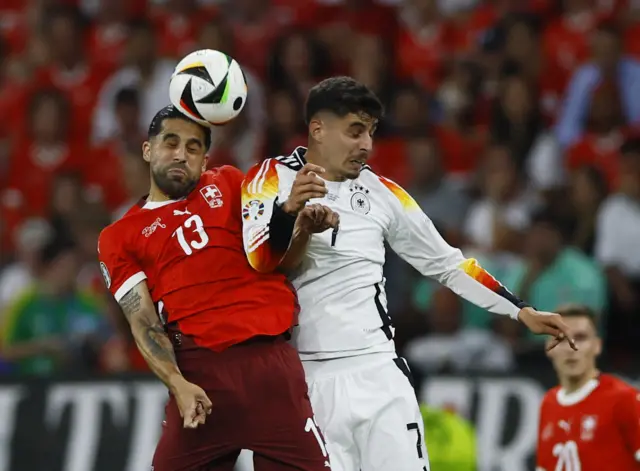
[173,215,209,255]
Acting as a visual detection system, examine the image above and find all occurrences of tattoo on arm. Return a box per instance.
[118,284,180,387]
[137,322,176,365]
[119,289,142,320]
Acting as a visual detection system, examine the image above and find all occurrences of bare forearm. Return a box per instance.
[131,320,183,387]
[119,286,184,391]
[280,228,310,271]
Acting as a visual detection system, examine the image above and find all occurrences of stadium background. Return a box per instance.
[1,0,640,470]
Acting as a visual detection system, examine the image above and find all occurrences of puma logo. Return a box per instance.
[173,209,191,216]
[558,420,571,432]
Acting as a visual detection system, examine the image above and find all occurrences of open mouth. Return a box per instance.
[349,160,365,167]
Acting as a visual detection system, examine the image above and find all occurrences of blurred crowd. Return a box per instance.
[0,0,639,378]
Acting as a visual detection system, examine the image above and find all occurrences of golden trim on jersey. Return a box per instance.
[241,159,286,273]
[377,176,420,211]
[459,258,501,292]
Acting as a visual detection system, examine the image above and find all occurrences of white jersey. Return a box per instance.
[241,147,525,360]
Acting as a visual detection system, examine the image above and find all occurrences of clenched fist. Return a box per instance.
[282,164,328,215]
[171,377,213,429]
[296,204,340,235]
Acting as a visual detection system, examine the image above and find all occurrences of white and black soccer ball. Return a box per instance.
[169,49,247,127]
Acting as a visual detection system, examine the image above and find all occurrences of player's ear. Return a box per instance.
[201,155,208,172]
[309,118,323,144]
[594,336,602,357]
[142,141,151,163]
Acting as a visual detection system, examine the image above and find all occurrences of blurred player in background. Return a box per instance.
[241,76,576,471]
[98,105,331,471]
[537,304,640,471]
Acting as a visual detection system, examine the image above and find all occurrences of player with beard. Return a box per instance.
[97,106,333,471]
[537,304,640,471]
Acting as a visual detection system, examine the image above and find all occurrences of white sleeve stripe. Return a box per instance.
[114,271,147,302]
[248,226,269,245]
[634,449,640,462]
[255,159,272,194]
[249,158,270,194]
[248,233,270,253]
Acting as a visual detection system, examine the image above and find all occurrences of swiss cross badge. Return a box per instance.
[200,184,223,208]
[580,415,597,441]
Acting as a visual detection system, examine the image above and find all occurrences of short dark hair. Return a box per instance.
[148,105,212,151]
[556,304,599,329]
[304,76,384,125]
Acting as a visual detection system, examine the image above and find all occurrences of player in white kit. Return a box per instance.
[240,77,577,471]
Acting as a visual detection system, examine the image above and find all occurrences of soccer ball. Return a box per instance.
[169,49,247,127]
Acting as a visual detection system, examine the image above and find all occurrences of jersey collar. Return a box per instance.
[292,146,307,164]
[140,196,186,209]
[556,378,599,406]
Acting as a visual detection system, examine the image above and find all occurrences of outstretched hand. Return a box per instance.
[518,307,577,351]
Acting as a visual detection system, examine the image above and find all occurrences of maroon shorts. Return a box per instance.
[151,327,331,471]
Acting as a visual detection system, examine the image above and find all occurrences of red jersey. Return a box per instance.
[537,374,640,471]
[97,166,298,352]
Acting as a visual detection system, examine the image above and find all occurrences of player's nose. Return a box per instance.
[173,146,188,162]
[359,134,373,153]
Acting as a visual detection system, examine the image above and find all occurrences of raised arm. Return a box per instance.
[378,175,576,348]
[241,159,330,272]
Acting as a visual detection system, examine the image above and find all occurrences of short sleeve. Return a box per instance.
[97,226,146,302]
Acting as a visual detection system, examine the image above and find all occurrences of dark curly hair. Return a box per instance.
[304,76,384,125]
